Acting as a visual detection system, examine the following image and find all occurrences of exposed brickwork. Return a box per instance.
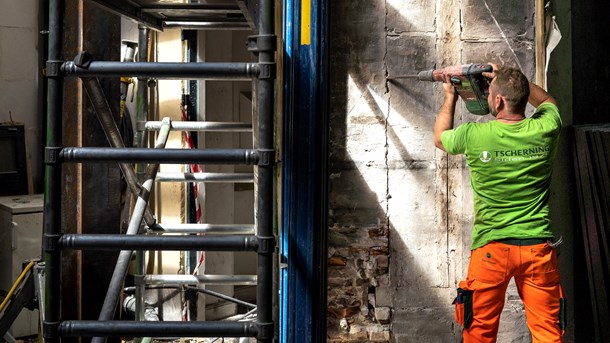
[327,223,390,341]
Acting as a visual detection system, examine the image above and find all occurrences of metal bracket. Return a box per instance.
[257,236,276,254]
[43,321,60,341]
[44,60,63,77]
[247,34,277,54]
[133,274,145,286]
[257,321,274,340]
[73,51,93,69]
[45,147,62,165]
[136,120,147,132]
[257,149,276,166]
[256,62,276,80]
[43,233,61,253]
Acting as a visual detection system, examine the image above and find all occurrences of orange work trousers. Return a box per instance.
[453,241,565,343]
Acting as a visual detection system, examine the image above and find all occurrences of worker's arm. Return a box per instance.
[528,81,557,107]
[434,82,458,152]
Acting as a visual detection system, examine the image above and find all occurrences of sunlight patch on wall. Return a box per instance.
[345,75,389,210]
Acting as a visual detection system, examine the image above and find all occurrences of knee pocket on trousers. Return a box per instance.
[453,288,474,329]
[530,245,560,286]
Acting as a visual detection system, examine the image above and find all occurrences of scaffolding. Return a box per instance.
[41,0,276,342]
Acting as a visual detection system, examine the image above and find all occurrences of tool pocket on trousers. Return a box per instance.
[559,297,567,334]
[530,245,560,286]
[470,246,509,285]
[453,288,473,329]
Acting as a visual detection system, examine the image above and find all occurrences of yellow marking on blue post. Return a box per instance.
[301,0,311,45]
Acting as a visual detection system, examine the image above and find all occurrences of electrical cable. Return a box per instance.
[0,260,36,312]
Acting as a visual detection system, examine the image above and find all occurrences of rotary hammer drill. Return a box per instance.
[390,63,493,115]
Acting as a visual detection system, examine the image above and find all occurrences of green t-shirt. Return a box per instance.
[441,103,562,249]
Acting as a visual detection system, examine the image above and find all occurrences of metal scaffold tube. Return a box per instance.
[58,321,258,337]
[59,147,259,164]
[42,0,63,341]
[255,0,276,341]
[61,61,259,79]
[145,120,252,132]
[80,75,156,226]
[148,223,255,234]
[188,286,257,309]
[123,285,257,310]
[60,234,258,251]
[163,21,251,30]
[143,274,257,286]
[135,26,149,150]
[155,172,254,183]
[140,3,241,12]
[133,26,150,327]
[91,119,170,343]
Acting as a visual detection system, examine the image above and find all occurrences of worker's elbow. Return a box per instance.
[434,138,446,152]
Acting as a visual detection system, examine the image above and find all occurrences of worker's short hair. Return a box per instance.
[494,67,530,112]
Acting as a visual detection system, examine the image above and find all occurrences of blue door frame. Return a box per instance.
[280,0,329,341]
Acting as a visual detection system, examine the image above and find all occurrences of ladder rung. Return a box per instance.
[143,274,257,286]
[58,320,258,338]
[145,121,252,132]
[140,3,242,13]
[59,234,257,251]
[61,61,259,80]
[156,172,254,183]
[59,147,258,165]
[164,21,252,30]
[148,223,255,235]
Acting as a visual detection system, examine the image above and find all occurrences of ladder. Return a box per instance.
[41,0,276,342]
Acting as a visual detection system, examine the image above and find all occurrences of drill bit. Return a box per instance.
[388,75,418,79]
[387,74,419,81]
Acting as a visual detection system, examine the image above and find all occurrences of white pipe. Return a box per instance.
[143,274,257,286]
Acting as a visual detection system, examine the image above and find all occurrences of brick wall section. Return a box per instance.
[328,0,536,341]
[327,223,391,341]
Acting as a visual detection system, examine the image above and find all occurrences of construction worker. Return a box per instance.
[434,63,565,342]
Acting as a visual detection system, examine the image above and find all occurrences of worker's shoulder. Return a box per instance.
[456,120,495,131]
[532,102,561,123]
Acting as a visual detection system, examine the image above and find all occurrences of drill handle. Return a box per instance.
[415,64,492,115]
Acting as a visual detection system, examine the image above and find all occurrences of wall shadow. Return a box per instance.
[327,2,462,341]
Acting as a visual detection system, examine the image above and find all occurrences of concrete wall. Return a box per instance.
[0,0,43,193]
[327,1,569,341]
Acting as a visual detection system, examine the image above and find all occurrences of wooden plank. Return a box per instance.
[535,0,545,87]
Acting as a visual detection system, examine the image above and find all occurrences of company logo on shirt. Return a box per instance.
[479,151,492,163]
[480,145,550,163]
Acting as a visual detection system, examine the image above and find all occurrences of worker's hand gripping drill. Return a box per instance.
[390,63,493,115]
[421,63,492,115]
